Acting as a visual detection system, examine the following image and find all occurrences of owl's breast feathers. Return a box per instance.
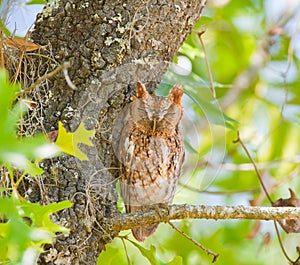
[120,124,184,207]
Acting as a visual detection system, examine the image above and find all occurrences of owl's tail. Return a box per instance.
[132,224,158,242]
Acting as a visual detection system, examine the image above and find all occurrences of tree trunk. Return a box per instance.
[25,1,206,264]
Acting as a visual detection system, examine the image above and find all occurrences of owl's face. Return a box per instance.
[133,82,183,132]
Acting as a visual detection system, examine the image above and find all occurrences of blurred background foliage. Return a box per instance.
[1,0,300,264]
[101,0,300,264]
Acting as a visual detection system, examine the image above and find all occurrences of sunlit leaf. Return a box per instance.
[0,196,72,264]
[165,256,182,265]
[0,18,11,36]
[55,121,95,161]
[0,70,51,174]
[26,0,47,4]
[127,240,158,265]
[193,16,214,29]
[179,42,204,60]
[20,199,72,234]
[97,240,128,265]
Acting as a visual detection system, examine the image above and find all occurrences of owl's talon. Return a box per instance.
[158,203,170,215]
[149,203,169,219]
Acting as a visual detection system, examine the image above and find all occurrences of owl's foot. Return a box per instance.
[148,203,169,219]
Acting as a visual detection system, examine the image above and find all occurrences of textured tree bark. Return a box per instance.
[25,1,206,264]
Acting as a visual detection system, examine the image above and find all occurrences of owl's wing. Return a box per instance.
[117,105,136,213]
[111,103,131,157]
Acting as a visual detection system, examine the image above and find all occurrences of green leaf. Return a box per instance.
[0,17,11,37]
[179,42,204,60]
[128,240,158,265]
[97,242,128,265]
[126,239,181,265]
[0,70,54,174]
[20,199,72,234]
[26,0,46,4]
[0,71,19,132]
[193,16,214,29]
[24,159,44,175]
[165,256,182,265]
[55,121,95,161]
[0,196,72,264]
[184,139,199,155]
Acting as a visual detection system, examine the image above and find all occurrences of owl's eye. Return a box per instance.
[164,112,176,117]
[137,107,146,112]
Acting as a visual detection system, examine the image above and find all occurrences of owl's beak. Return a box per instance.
[152,118,157,132]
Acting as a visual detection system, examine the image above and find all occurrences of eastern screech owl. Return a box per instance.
[114,81,184,242]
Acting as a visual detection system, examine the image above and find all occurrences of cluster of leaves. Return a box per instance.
[0,70,66,264]
[99,237,182,265]
[0,70,95,264]
[0,195,71,265]
[0,71,48,175]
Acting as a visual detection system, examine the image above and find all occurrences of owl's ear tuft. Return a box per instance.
[168,84,183,105]
[136,81,149,99]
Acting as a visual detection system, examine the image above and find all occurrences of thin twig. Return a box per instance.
[168,221,219,263]
[196,30,216,98]
[233,131,273,204]
[273,220,294,263]
[13,49,25,84]
[234,131,297,264]
[15,62,70,99]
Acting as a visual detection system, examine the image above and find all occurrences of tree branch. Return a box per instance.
[111,204,300,231]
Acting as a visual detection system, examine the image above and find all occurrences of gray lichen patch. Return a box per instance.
[36,0,60,23]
